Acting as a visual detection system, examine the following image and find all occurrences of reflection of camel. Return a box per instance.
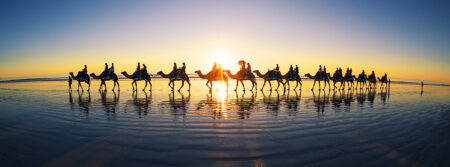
[126,91,152,117]
[356,89,367,104]
[70,72,90,91]
[196,92,229,120]
[305,72,330,90]
[99,90,119,115]
[167,91,190,118]
[233,91,257,119]
[253,70,284,91]
[224,70,257,91]
[331,90,343,109]
[121,71,152,91]
[285,90,301,112]
[327,72,344,90]
[195,70,229,91]
[261,90,282,115]
[157,71,191,91]
[311,90,330,117]
[90,72,120,91]
[72,90,91,114]
[282,72,302,90]
[343,89,355,106]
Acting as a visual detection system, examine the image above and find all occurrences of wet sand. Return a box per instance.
[0,79,449,166]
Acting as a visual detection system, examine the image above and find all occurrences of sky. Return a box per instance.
[0,0,449,82]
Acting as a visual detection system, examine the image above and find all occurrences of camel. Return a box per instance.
[327,72,344,90]
[367,74,377,88]
[121,71,152,91]
[194,70,229,91]
[253,70,284,91]
[378,76,388,88]
[90,72,120,91]
[343,74,355,90]
[69,72,91,91]
[305,71,330,90]
[157,71,191,91]
[282,72,302,90]
[223,70,257,91]
[355,73,367,89]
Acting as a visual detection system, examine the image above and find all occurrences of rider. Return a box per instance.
[211,62,218,77]
[246,63,252,76]
[240,61,246,76]
[141,64,147,76]
[82,65,88,78]
[180,62,186,76]
[289,65,294,78]
[103,63,109,78]
[109,63,114,74]
[171,62,177,78]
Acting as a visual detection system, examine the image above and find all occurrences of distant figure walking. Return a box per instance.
[68,75,72,89]
[421,81,424,91]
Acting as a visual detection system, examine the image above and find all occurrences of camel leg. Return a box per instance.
[206,81,211,90]
[226,80,229,91]
[318,80,322,90]
[149,80,152,91]
[143,80,148,91]
[261,80,266,91]
[240,80,245,91]
[235,80,239,91]
[250,80,255,91]
[103,81,107,91]
[116,80,120,91]
[179,80,185,92]
[327,80,331,90]
[276,81,280,91]
[286,81,290,90]
[294,81,299,90]
[312,80,317,90]
[77,81,81,91]
[168,81,174,90]
[268,80,273,91]
[186,79,191,92]
[112,81,116,91]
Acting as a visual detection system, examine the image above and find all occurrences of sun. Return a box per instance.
[212,50,233,69]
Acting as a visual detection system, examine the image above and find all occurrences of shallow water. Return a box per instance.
[0,79,449,167]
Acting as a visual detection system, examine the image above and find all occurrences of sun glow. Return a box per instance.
[212,50,233,70]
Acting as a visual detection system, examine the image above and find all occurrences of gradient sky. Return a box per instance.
[1,0,449,82]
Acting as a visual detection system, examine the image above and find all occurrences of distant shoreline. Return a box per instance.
[0,74,449,87]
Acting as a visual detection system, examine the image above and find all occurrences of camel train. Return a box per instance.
[69,62,389,92]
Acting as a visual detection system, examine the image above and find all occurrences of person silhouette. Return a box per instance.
[68,75,72,89]
[141,64,147,76]
[247,63,252,76]
[181,62,186,76]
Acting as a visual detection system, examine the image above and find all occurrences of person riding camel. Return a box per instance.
[288,65,294,78]
[323,66,328,80]
[210,62,218,78]
[171,62,178,78]
[109,63,114,75]
[246,63,252,77]
[180,62,186,76]
[238,60,246,77]
[102,63,109,78]
[141,64,147,76]
[295,65,299,75]
[134,62,141,79]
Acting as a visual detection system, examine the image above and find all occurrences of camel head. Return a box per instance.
[121,71,127,75]
[89,73,96,77]
[194,70,201,74]
[304,73,311,77]
[156,71,164,76]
